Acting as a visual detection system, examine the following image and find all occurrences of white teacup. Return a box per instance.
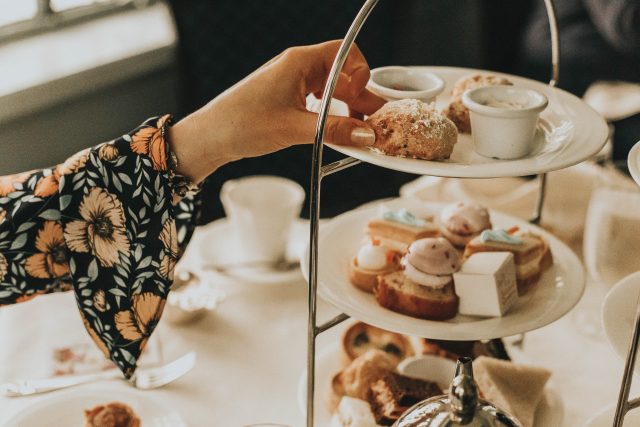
[220,175,305,264]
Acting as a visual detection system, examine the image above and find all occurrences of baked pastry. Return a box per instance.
[367,99,458,160]
[84,402,140,427]
[349,241,401,293]
[367,372,442,425]
[473,356,551,427]
[439,201,492,247]
[420,338,511,361]
[375,238,460,320]
[329,350,397,412]
[330,396,381,427]
[341,322,414,366]
[463,229,553,295]
[443,74,513,133]
[366,208,440,252]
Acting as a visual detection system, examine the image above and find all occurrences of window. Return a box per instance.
[0,0,154,42]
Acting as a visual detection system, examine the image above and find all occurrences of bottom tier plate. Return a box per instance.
[302,198,585,340]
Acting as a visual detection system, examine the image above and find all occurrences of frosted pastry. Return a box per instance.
[349,241,401,293]
[439,201,492,247]
[453,252,518,317]
[367,99,458,160]
[365,208,439,252]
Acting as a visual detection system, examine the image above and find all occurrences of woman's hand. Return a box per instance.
[169,40,386,183]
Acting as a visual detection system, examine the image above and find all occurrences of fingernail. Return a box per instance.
[351,127,375,146]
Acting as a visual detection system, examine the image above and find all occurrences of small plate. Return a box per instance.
[296,342,563,427]
[326,66,607,178]
[186,218,307,286]
[3,385,185,427]
[602,272,640,373]
[628,141,640,187]
[301,198,585,340]
[584,402,640,427]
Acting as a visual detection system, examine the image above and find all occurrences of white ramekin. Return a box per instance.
[462,85,548,159]
[367,66,445,103]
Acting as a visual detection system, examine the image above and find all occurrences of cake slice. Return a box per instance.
[366,216,439,252]
[374,271,458,320]
[367,372,443,425]
[473,356,551,427]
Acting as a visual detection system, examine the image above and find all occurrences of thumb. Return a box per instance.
[299,111,376,147]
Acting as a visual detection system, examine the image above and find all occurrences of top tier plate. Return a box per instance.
[628,141,640,187]
[326,66,608,178]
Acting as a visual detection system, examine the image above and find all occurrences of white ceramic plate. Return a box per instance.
[3,385,185,427]
[301,198,585,340]
[628,141,640,187]
[297,342,563,427]
[188,218,308,285]
[602,272,640,373]
[326,66,607,178]
[584,402,640,427]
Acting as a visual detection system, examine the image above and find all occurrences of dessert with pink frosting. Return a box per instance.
[439,201,492,247]
[349,239,401,293]
[374,237,460,320]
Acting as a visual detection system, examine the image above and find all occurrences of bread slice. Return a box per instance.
[349,257,401,294]
[473,356,551,427]
[341,322,414,367]
[374,271,458,320]
[367,372,443,425]
[366,219,439,248]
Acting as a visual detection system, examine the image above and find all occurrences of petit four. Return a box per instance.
[439,201,492,247]
[84,402,140,427]
[366,208,439,252]
[341,322,414,366]
[473,356,551,427]
[375,238,460,320]
[464,229,552,295]
[367,99,458,160]
[331,396,381,427]
[349,241,401,293]
[453,252,518,317]
[442,74,513,133]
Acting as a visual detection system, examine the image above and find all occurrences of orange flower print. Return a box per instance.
[158,219,178,279]
[94,289,107,312]
[64,188,130,267]
[0,253,7,282]
[0,172,32,197]
[115,292,165,348]
[98,143,119,161]
[57,148,90,176]
[34,170,61,198]
[80,311,110,359]
[25,221,70,279]
[130,115,169,171]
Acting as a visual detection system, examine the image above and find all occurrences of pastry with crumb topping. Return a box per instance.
[367,99,458,160]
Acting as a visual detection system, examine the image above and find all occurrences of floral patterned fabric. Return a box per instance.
[0,116,200,378]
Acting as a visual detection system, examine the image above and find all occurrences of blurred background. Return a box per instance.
[0,0,638,221]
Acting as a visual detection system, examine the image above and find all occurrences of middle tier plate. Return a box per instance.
[302,198,585,340]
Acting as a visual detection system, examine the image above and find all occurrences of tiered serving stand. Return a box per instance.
[301,0,609,425]
[610,142,640,427]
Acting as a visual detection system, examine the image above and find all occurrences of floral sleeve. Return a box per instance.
[0,115,200,378]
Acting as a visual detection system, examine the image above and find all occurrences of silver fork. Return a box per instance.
[0,352,196,397]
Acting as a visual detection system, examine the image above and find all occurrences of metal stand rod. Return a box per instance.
[306,2,379,425]
[322,157,361,177]
[316,313,351,335]
[530,173,547,225]
[613,294,640,426]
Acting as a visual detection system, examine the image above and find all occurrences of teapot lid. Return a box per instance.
[392,357,522,427]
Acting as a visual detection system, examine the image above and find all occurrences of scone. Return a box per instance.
[374,237,461,321]
[443,74,513,133]
[439,201,492,247]
[84,402,140,427]
[349,241,401,293]
[367,99,458,160]
[341,321,414,366]
[463,229,553,295]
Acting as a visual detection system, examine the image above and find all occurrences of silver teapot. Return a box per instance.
[393,357,521,427]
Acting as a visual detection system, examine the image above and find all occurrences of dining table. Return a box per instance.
[0,212,637,427]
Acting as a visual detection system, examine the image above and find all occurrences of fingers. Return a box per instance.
[292,111,376,147]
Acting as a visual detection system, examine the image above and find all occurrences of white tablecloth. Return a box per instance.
[0,223,636,426]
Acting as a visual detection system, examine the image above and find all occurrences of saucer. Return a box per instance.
[602,272,640,372]
[189,218,308,285]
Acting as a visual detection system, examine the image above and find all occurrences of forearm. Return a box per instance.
[583,0,640,56]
